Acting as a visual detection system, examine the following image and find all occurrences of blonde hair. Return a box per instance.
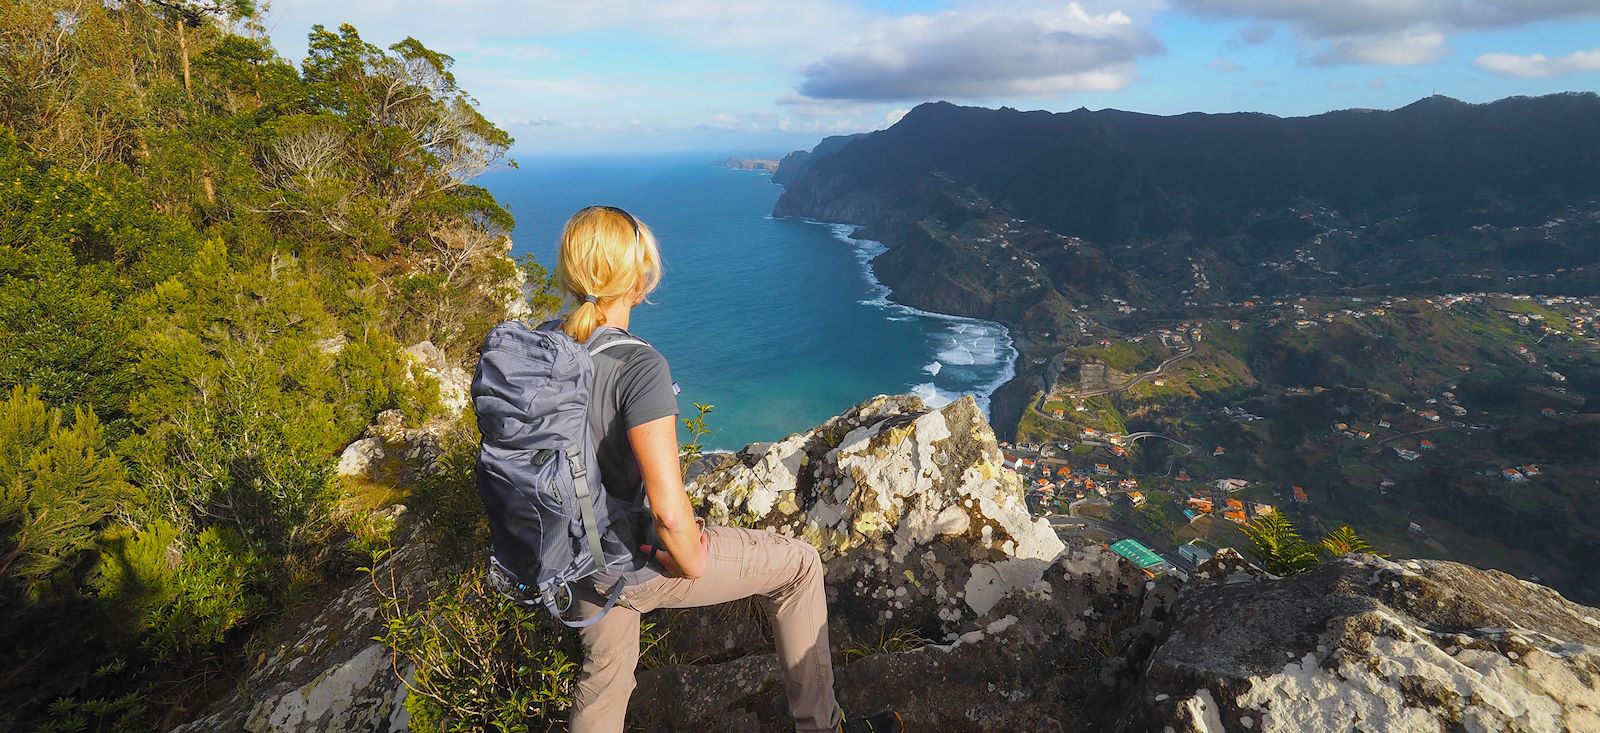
[556,205,662,342]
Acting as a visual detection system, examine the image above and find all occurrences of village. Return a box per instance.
[1001,290,1599,581]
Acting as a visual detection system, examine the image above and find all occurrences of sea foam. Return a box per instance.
[806,220,1019,417]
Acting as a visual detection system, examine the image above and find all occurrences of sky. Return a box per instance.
[260,1,1600,156]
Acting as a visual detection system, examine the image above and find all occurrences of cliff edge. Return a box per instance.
[177,395,1600,732]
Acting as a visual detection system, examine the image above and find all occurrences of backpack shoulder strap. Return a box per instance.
[584,326,648,359]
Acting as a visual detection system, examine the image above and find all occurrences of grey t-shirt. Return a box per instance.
[586,326,678,587]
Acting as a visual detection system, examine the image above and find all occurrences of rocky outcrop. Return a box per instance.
[173,543,430,733]
[334,408,445,487]
[178,393,1600,733]
[688,395,1063,637]
[629,540,1174,732]
[335,340,471,487]
[1123,554,1600,732]
[403,340,471,417]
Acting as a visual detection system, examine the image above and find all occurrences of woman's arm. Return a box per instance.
[628,415,709,579]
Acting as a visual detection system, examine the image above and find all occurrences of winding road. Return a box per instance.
[1036,345,1198,416]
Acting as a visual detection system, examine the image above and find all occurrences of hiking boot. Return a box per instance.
[839,709,904,733]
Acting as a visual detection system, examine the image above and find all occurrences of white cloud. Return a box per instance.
[1207,57,1243,72]
[774,93,885,119]
[881,108,910,128]
[1474,46,1600,77]
[1176,0,1600,67]
[793,2,1164,101]
[265,0,867,60]
[1309,30,1448,66]
[468,44,561,62]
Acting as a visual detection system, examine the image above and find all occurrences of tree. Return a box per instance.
[1240,512,1321,576]
[0,385,133,597]
[149,1,257,96]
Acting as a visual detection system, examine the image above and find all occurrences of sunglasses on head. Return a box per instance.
[582,205,641,241]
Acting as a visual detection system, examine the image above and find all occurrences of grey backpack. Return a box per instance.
[471,319,645,627]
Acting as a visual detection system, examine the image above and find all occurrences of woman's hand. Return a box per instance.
[628,415,709,578]
[639,524,708,578]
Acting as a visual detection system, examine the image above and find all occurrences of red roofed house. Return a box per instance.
[1292,485,1310,503]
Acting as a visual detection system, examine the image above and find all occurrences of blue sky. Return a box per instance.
[263,1,1600,156]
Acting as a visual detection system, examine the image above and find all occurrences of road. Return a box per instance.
[1374,423,1461,447]
[1034,345,1197,415]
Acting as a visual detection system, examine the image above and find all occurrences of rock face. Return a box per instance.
[173,543,429,732]
[335,408,445,487]
[629,540,1172,732]
[1123,554,1600,733]
[403,340,471,416]
[177,393,1600,732]
[689,395,1064,636]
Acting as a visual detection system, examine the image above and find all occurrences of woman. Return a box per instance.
[555,205,902,733]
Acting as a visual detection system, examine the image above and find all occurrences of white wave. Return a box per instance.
[924,361,942,375]
[936,345,977,366]
[911,382,959,408]
[797,218,1020,420]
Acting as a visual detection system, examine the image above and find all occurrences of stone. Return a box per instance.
[629,538,1163,731]
[174,543,431,732]
[689,395,1065,638]
[403,341,471,416]
[1119,554,1600,732]
[335,437,386,478]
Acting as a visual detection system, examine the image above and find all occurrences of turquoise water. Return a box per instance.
[481,155,1015,451]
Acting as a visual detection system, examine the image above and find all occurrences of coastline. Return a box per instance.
[791,217,1020,421]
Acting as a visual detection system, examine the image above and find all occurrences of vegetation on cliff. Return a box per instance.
[0,3,551,727]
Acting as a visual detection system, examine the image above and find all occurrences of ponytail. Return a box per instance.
[555,205,661,343]
[563,299,606,343]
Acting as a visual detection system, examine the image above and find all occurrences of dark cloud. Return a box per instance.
[1226,22,1274,49]
[794,4,1163,102]
[1179,0,1600,66]
[1178,0,1600,36]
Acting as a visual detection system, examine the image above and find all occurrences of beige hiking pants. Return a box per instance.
[567,525,841,733]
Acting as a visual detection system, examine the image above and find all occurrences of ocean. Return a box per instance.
[481,155,1016,451]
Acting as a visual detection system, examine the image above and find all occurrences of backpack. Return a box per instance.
[470,319,646,627]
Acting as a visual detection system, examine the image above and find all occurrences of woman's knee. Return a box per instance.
[791,536,823,579]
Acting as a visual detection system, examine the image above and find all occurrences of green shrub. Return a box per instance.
[0,384,133,598]
[373,560,579,732]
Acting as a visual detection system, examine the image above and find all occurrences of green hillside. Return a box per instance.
[0,4,553,727]
[1020,294,1600,603]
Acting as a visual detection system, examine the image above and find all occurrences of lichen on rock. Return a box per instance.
[1122,554,1600,733]
[689,394,1064,635]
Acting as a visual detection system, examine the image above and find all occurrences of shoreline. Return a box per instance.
[790,216,1021,421]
